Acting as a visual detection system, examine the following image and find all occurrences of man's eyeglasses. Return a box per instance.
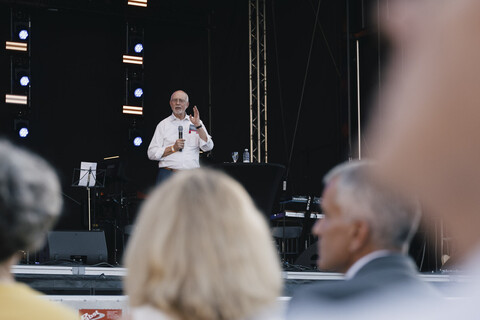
[171,98,187,104]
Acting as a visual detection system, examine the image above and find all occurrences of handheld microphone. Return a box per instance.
[178,126,183,152]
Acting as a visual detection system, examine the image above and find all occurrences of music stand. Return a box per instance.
[72,162,105,231]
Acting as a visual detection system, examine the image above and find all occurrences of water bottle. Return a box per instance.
[242,149,250,163]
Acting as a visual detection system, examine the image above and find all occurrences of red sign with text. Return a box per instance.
[79,309,122,320]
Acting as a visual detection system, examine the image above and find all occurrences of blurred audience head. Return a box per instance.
[314,160,420,272]
[0,139,62,265]
[124,168,282,320]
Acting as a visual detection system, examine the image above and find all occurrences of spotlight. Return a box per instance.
[18,30,29,40]
[14,119,29,138]
[19,127,29,138]
[133,136,143,147]
[128,70,144,101]
[14,61,30,94]
[129,127,143,147]
[134,88,143,98]
[134,43,143,53]
[19,76,30,86]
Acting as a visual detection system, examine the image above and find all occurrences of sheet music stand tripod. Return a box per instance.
[72,166,106,231]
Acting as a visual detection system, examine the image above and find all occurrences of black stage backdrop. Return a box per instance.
[0,0,357,230]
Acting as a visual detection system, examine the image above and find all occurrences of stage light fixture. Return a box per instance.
[103,155,120,160]
[13,10,30,41]
[19,76,30,86]
[14,119,29,138]
[13,58,30,94]
[128,0,147,7]
[127,70,144,102]
[5,41,27,52]
[134,43,143,53]
[123,105,143,115]
[129,126,143,147]
[19,127,29,138]
[134,88,143,98]
[123,55,143,65]
[18,30,29,40]
[5,94,27,105]
[127,25,144,55]
[133,136,143,147]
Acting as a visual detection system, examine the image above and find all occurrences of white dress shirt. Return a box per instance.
[147,114,214,170]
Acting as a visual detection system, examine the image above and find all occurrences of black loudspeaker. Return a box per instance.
[294,241,318,268]
[47,231,108,265]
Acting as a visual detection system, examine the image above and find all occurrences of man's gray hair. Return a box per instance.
[324,160,421,252]
[0,140,62,262]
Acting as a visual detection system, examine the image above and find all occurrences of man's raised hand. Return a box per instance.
[190,106,201,126]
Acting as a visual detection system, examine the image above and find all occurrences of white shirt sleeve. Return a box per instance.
[199,125,214,152]
[147,122,166,161]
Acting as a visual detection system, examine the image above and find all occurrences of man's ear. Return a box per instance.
[349,220,370,253]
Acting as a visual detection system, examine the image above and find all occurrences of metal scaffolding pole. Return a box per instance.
[249,0,268,163]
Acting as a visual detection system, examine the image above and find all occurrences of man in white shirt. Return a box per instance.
[147,90,214,184]
[287,161,440,319]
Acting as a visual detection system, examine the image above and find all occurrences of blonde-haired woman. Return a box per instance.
[124,168,283,320]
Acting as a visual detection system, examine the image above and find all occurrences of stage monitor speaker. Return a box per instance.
[47,231,108,265]
[294,241,318,269]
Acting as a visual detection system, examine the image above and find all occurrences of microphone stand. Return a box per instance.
[87,168,92,231]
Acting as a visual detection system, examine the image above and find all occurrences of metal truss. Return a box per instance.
[248,0,268,163]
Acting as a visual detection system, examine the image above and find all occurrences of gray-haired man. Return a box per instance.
[147,90,214,185]
[287,161,440,319]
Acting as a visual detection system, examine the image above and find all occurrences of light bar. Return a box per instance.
[5,94,27,105]
[5,41,27,52]
[128,0,147,7]
[103,155,120,160]
[123,55,143,65]
[123,105,143,115]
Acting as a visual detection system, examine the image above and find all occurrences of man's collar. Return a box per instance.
[344,250,393,280]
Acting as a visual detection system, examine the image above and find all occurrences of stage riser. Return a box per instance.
[13,266,463,298]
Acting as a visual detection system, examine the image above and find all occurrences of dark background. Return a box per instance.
[1,0,441,271]
[0,0,383,228]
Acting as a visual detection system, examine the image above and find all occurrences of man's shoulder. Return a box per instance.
[290,276,363,302]
[288,255,439,314]
[157,115,174,127]
[354,254,420,281]
[160,115,174,123]
[287,258,440,319]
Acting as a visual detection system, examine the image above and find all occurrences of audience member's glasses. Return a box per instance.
[171,98,186,104]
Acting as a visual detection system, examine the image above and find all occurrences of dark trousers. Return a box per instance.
[156,168,175,185]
